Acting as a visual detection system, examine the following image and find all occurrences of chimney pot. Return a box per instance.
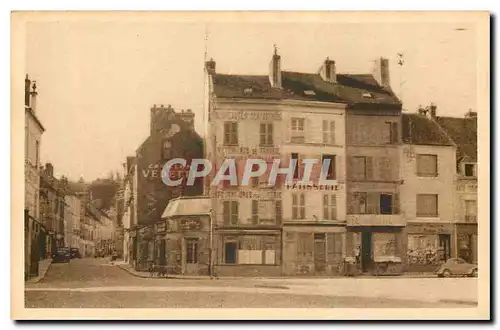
[373,57,391,89]
[429,103,437,119]
[320,57,336,83]
[25,75,31,107]
[205,59,216,75]
[269,47,282,89]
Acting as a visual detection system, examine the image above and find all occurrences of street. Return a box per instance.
[24,259,478,308]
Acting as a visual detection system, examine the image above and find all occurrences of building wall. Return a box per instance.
[25,110,43,220]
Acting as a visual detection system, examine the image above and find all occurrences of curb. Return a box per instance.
[115,263,222,280]
[26,259,52,283]
[438,299,478,306]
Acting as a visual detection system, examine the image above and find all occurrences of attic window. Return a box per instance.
[244,88,253,95]
[362,92,375,99]
[304,90,316,96]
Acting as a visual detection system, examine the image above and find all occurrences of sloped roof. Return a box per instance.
[162,196,211,218]
[212,71,401,107]
[435,116,477,161]
[402,113,455,146]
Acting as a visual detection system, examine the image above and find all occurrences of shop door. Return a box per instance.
[314,233,326,273]
[361,232,372,272]
[184,238,199,275]
[438,234,451,262]
[158,239,166,266]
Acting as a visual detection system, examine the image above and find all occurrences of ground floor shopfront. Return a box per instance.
[455,222,477,264]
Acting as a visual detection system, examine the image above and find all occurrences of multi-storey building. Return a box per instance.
[400,109,457,272]
[436,110,478,264]
[63,187,82,250]
[127,105,204,271]
[204,51,403,276]
[24,75,44,279]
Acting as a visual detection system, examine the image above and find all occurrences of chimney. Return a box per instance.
[30,81,38,112]
[429,103,437,119]
[269,46,282,89]
[319,57,336,83]
[178,109,195,130]
[205,58,216,75]
[373,57,390,89]
[45,163,54,178]
[25,74,31,107]
[418,106,428,116]
[465,109,477,118]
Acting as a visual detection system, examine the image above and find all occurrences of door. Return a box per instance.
[158,239,166,266]
[225,242,237,265]
[184,238,199,275]
[438,234,451,262]
[314,233,326,273]
[361,231,372,272]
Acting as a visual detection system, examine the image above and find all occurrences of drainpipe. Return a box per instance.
[208,209,213,278]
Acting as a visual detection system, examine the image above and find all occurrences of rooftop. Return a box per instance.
[435,116,477,161]
[402,113,455,146]
[162,196,211,218]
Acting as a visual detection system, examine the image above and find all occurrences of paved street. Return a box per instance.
[25,258,478,308]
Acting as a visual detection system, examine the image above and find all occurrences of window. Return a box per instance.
[380,194,393,215]
[322,120,336,145]
[323,194,337,220]
[228,235,277,265]
[186,238,198,264]
[372,232,398,258]
[223,201,239,225]
[35,140,40,166]
[252,200,276,224]
[292,193,306,219]
[260,123,273,146]
[417,154,438,177]
[322,154,336,180]
[465,200,477,222]
[223,121,238,145]
[464,163,475,177]
[386,122,399,144]
[291,153,300,179]
[417,194,438,217]
[352,156,373,181]
[291,118,305,143]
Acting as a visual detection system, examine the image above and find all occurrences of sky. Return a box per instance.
[25,16,479,182]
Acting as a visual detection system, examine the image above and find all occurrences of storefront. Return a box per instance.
[346,226,404,275]
[282,224,345,276]
[154,220,167,266]
[405,222,453,272]
[214,230,282,277]
[135,225,154,271]
[455,223,477,264]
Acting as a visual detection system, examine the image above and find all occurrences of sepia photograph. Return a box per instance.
[11,11,490,320]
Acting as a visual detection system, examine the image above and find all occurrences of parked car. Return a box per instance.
[70,248,81,259]
[52,247,71,263]
[436,258,477,277]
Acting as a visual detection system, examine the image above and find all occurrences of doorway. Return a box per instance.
[314,233,326,273]
[184,238,199,275]
[361,232,372,272]
[438,234,451,262]
[158,239,166,266]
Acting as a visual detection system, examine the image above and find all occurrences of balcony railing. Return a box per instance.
[347,214,405,227]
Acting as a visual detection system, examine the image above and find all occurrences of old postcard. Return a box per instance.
[12,11,490,320]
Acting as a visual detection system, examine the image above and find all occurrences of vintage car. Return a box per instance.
[52,247,71,263]
[70,248,81,259]
[436,258,477,277]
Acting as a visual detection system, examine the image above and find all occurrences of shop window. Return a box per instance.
[327,233,343,264]
[297,233,313,261]
[464,200,477,222]
[291,118,305,143]
[407,235,439,266]
[292,193,306,219]
[223,121,238,146]
[233,235,277,265]
[372,232,398,258]
[260,123,274,146]
[416,154,438,177]
[416,194,438,217]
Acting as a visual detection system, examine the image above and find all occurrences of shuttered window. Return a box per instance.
[223,201,239,225]
[291,118,305,143]
[416,194,438,217]
[292,193,306,219]
[223,122,238,145]
[416,154,438,177]
[323,194,337,220]
[322,120,336,145]
[260,123,274,146]
[352,156,373,181]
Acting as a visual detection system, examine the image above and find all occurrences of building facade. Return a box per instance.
[24,75,45,280]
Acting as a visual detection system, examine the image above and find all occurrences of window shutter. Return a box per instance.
[347,193,354,214]
[365,157,374,180]
[393,193,400,214]
[223,201,230,225]
[322,120,328,144]
[232,122,238,145]
[391,122,399,143]
[224,122,230,145]
[231,201,239,225]
[268,123,274,145]
[292,194,298,219]
[275,200,282,224]
[331,195,337,220]
[330,121,336,145]
[252,200,259,225]
[323,194,329,220]
[347,156,354,181]
[367,192,379,214]
[300,194,306,219]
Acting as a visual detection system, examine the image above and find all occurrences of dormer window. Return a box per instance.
[362,92,374,99]
[304,90,316,96]
[244,88,253,95]
[464,163,476,177]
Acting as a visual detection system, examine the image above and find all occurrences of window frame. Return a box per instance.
[416,154,438,177]
[292,193,306,220]
[223,121,239,146]
[323,194,337,220]
[416,194,439,217]
[322,120,336,145]
[259,122,274,146]
[291,118,305,143]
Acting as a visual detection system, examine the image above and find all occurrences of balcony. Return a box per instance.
[464,215,477,223]
[347,214,405,227]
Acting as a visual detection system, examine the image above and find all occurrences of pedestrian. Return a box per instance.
[354,245,361,269]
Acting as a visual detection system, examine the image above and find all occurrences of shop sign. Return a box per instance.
[179,218,202,231]
[406,223,452,234]
[456,223,477,234]
[347,215,405,227]
[213,111,282,121]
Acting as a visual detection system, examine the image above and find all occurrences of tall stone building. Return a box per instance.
[24,75,44,280]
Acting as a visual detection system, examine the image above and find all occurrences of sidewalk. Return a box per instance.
[115,261,436,280]
[26,258,52,283]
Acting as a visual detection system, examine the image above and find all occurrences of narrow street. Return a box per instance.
[24,259,477,308]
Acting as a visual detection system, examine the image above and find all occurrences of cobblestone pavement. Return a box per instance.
[24,258,477,308]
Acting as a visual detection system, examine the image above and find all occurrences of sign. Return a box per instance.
[406,222,453,234]
[179,218,202,231]
[210,190,282,200]
[213,111,282,121]
[347,215,405,227]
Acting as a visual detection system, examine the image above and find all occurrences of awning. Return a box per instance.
[162,196,211,218]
